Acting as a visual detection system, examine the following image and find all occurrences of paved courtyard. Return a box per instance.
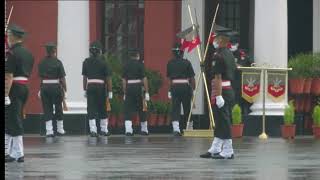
[5,135,320,180]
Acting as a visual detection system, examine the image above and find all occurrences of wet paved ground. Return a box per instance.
[5,135,320,180]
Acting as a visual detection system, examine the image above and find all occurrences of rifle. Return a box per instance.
[106,98,111,112]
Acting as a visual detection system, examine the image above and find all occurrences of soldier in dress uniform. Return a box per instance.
[229,34,253,115]
[5,24,34,163]
[38,42,67,137]
[122,49,150,136]
[82,41,113,137]
[200,32,236,159]
[166,43,195,136]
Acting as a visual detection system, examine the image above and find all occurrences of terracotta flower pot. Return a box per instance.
[281,124,296,139]
[231,124,244,138]
[289,79,305,95]
[303,96,312,113]
[311,78,320,95]
[294,97,304,113]
[148,113,158,127]
[108,114,117,128]
[165,115,171,126]
[303,78,313,94]
[157,115,166,126]
[116,115,124,128]
[132,114,139,126]
[312,125,320,139]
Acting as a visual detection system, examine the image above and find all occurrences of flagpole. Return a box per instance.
[203,3,219,62]
[186,1,215,129]
[5,6,14,32]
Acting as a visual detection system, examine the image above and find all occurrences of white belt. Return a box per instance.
[87,79,104,84]
[222,81,231,87]
[172,79,189,84]
[127,79,142,84]
[13,76,28,81]
[42,79,59,84]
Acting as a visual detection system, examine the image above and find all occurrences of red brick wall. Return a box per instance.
[144,1,181,100]
[6,0,58,114]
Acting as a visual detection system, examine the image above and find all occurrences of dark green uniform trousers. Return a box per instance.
[171,84,192,132]
[212,89,234,139]
[124,84,146,122]
[5,83,29,136]
[87,84,107,120]
[41,84,64,121]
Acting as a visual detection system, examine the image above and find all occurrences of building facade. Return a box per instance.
[5,0,320,126]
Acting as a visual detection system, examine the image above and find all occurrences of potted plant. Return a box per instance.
[288,54,306,95]
[281,100,296,139]
[231,104,244,138]
[311,53,320,95]
[147,100,158,127]
[156,101,167,126]
[312,105,320,139]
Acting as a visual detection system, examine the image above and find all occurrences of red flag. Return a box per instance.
[208,32,216,43]
[180,39,190,51]
[227,42,232,49]
[187,36,200,52]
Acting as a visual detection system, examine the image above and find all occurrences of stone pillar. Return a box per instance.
[57,1,89,114]
[314,0,320,53]
[251,0,288,115]
[181,0,205,114]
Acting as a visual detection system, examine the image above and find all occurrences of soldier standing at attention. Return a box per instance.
[5,24,34,163]
[122,49,150,136]
[166,43,195,136]
[200,33,236,159]
[38,42,67,137]
[229,35,253,115]
[82,41,113,137]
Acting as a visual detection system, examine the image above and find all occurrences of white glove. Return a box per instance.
[84,91,87,98]
[5,96,11,105]
[123,95,126,101]
[145,92,150,101]
[38,91,41,99]
[193,90,196,97]
[64,92,67,99]
[216,95,225,108]
[168,91,172,99]
[108,92,113,99]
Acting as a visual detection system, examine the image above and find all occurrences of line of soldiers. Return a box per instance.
[5,23,249,163]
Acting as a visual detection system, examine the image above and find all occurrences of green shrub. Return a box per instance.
[288,53,314,78]
[110,98,123,117]
[145,69,163,96]
[152,100,168,115]
[312,105,320,126]
[284,100,295,125]
[232,104,242,125]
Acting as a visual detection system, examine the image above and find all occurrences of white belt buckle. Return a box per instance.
[13,76,28,81]
[221,81,231,87]
[127,79,142,84]
[87,79,104,84]
[43,79,59,84]
[172,79,189,84]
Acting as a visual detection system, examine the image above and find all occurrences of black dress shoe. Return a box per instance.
[100,131,111,136]
[56,132,65,136]
[90,132,98,137]
[125,132,134,136]
[212,154,234,159]
[141,131,149,136]
[200,152,212,158]
[173,131,182,136]
[46,134,55,138]
[17,156,24,163]
[5,155,16,163]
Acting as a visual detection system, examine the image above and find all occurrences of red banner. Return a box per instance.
[242,72,261,103]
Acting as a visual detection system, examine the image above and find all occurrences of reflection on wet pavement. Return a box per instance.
[5,135,320,180]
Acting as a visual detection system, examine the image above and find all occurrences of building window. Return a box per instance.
[104,0,144,61]
[218,0,240,32]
